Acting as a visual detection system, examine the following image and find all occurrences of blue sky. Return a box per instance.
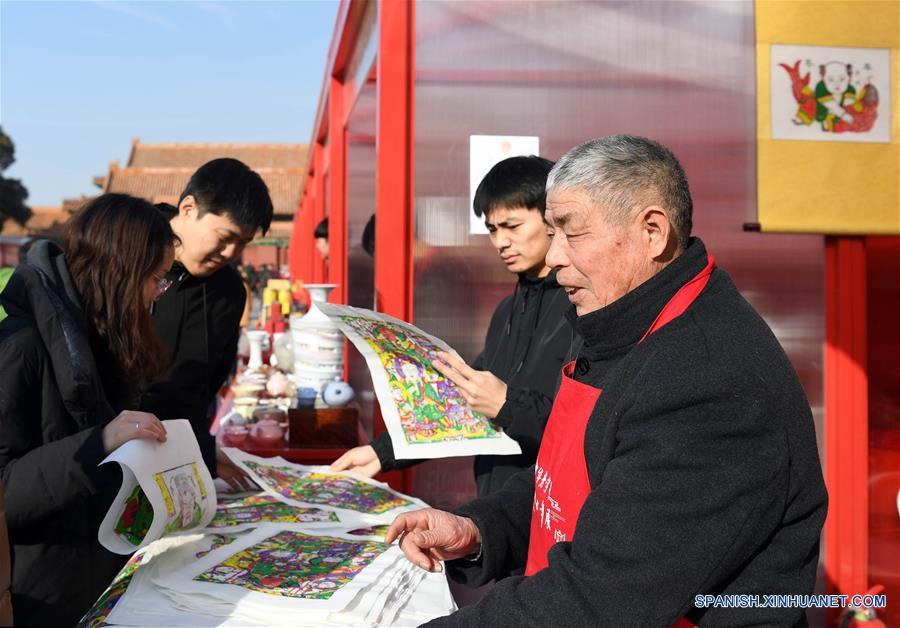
[0,0,338,206]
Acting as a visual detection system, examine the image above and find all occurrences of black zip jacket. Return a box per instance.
[372,270,572,497]
[0,241,127,626]
[437,238,827,627]
[140,261,245,474]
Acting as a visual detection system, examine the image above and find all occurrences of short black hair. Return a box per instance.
[179,158,274,235]
[154,202,178,221]
[473,155,555,219]
[362,214,375,257]
[314,217,328,239]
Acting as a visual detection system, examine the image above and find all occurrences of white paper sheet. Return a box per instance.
[98,419,217,554]
[390,570,459,626]
[221,449,428,523]
[106,531,255,626]
[317,303,522,460]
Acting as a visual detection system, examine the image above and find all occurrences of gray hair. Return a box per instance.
[546,135,693,246]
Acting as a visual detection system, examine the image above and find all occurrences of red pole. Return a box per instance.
[824,236,869,622]
[374,0,414,322]
[372,0,414,494]
[311,142,327,284]
[328,77,348,305]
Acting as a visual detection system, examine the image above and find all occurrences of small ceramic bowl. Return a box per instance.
[295,387,318,409]
[223,426,249,447]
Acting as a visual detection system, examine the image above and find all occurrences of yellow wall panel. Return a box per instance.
[756,0,899,234]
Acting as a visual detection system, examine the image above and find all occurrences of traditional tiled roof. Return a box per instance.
[104,167,304,218]
[128,141,306,169]
[96,139,308,219]
[62,196,94,213]
[1,206,71,237]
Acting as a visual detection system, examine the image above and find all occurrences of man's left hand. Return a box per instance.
[433,351,507,418]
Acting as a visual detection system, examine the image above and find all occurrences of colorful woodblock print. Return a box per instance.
[211,494,339,527]
[243,461,411,514]
[194,530,389,599]
[195,531,253,559]
[114,485,154,545]
[340,316,502,444]
[156,462,207,534]
[346,524,389,539]
[77,553,144,627]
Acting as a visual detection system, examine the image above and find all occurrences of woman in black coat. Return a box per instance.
[0,194,175,626]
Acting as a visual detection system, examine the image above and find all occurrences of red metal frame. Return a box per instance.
[288,0,362,284]
[312,142,327,284]
[374,0,414,324]
[824,236,869,608]
[327,77,348,304]
[370,0,415,494]
[287,0,416,493]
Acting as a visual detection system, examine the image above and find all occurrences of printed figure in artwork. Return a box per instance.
[815,61,855,131]
[172,473,203,530]
[156,463,208,534]
[211,494,338,527]
[114,485,154,545]
[780,60,817,126]
[194,531,390,599]
[341,315,503,445]
[836,63,879,133]
[242,461,412,514]
[781,58,880,134]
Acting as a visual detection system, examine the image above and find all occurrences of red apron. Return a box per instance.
[524,254,715,623]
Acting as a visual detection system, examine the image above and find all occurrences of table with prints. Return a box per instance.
[80,481,457,627]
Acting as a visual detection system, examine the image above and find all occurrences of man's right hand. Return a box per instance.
[386,508,481,572]
[330,445,382,478]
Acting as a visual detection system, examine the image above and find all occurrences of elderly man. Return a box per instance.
[387,136,827,626]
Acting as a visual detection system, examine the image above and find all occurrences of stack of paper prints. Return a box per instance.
[82,524,454,626]
[98,420,217,554]
[150,524,424,626]
[83,452,457,626]
[317,302,522,459]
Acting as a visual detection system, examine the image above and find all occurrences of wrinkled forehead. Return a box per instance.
[545,189,595,229]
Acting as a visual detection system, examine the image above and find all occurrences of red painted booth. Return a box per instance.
[289,1,897,619]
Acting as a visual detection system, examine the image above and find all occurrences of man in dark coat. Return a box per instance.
[331,156,573,498]
[140,159,273,486]
[387,136,828,627]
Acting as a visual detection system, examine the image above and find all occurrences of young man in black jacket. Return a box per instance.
[141,159,273,487]
[331,156,573,498]
[387,136,827,627]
